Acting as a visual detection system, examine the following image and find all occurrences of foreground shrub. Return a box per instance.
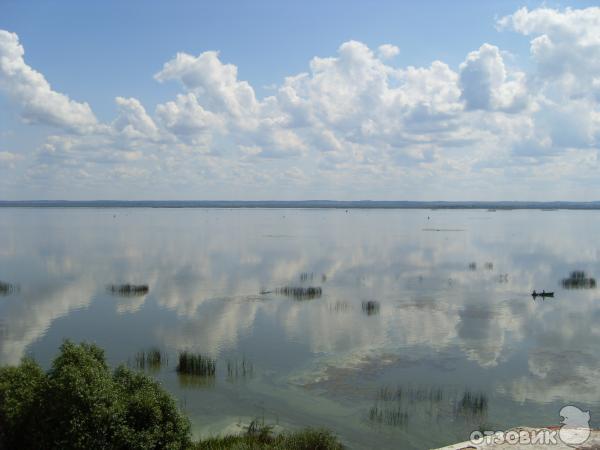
[0,342,344,450]
[193,422,343,450]
[0,341,191,450]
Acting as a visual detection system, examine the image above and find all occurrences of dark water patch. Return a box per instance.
[562,271,596,289]
[108,284,149,297]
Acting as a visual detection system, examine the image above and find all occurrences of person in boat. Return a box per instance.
[532,290,537,296]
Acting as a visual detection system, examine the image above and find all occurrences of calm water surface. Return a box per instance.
[1,208,599,449]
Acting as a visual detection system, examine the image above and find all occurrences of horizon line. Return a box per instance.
[2,199,600,210]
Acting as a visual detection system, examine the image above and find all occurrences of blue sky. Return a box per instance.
[1,1,600,200]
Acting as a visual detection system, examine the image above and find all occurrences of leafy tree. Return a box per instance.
[0,341,344,450]
[0,341,191,450]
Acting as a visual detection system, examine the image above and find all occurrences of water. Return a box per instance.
[0,208,599,449]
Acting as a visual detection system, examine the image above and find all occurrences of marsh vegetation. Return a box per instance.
[226,358,254,381]
[361,300,380,316]
[107,284,149,297]
[275,286,322,300]
[132,348,166,371]
[454,391,488,419]
[368,385,488,429]
[177,351,216,377]
[300,272,327,283]
[192,421,343,449]
[562,271,597,289]
[0,281,18,296]
[368,405,409,427]
[328,301,350,313]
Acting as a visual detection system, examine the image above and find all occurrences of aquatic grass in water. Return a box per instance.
[362,300,380,316]
[455,391,488,418]
[133,348,166,371]
[177,351,216,377]
[227,358,254,381]
[376,386,445,404]
[192,420,343,449]
[300,272,314,282]
[370,385,477,429]
[299,272,328,283]
[275,286,322,300]
[329,301,350,313]
[0,281,18,296]
[108,284,149,297]
[562,271,597,289]
[368,405,409,427]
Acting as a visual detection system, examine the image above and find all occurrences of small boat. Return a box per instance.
[532,290,554,298]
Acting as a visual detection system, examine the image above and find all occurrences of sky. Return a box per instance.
[0,0,599,200]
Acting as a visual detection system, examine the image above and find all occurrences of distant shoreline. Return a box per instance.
[1,200,600,210]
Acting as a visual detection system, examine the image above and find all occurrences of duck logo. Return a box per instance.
[559,405,591,446]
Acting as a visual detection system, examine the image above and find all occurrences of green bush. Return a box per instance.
[0,341,191,450]
[192,422,344,450]
[0,342,344,450]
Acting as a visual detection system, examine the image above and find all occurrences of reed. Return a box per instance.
[108,284,149,297]
[455,391,488,417]
[362,300,380,315]
[275,286,322,300]
[300,272,314,282]
[299,272,328,282]
[176,351,216,377]
[133,348,165,371]
[329,301,349,313]
[562,271,597,289]
[368,405,409,427]
[227,358,254,380]
[376,386,444,403]
[192,422,343,449]
[0,281,18,296]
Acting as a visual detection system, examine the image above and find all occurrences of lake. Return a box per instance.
[0,208,598,449]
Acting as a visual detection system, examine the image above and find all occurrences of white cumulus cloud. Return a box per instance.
[2,5,600,199]
[0,30,98,133]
